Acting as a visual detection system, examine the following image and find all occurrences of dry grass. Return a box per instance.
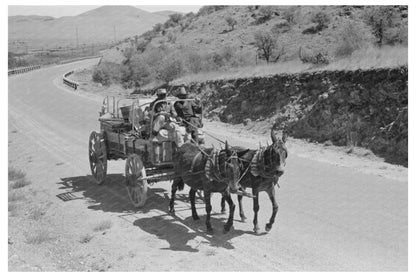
[323,46,408,71]
[172,60,310,85]
[25,230,55,245]
[93,220,113,232]
[28,206,46,221]
[9,166,31,189]
[79,233,94,243]
[10,178,31,189]
[171,46,407,85]
[8,167,26,181]
[8,191,26,202]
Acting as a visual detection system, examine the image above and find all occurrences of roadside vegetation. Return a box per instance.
[93,5,407,89]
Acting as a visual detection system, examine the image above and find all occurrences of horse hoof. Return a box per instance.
[192,215,200,221]
[253,227,260,234]
[223,225,233,234]
[221,209,227,214]
[265,224,272,232]
[207,228,214,234]
[240,216,247,222]
[169,208,175,214]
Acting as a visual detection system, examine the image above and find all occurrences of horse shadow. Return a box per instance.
[57,174,255,252]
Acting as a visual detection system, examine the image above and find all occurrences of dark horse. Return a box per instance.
[169,142,241,233]
[221,127,288,233]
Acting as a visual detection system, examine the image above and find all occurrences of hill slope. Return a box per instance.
[8,6,168,51]
[99,5,407,87]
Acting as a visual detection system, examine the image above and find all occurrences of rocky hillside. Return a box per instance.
[98,5,407,88]
[8,6,168,51]
[138,66,408,166]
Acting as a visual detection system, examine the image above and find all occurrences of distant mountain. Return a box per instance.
[8,5,168,51]
[153,10,184,17]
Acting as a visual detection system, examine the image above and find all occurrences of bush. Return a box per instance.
[92,62,121,86]
[225,16,237,31]
[312,11,330,27]
[197,6,228,17]
[282,7,296,25]
[363,6,395,45]
[255,6,274,24]
[185,51,203,73]
[334,19,375,57]
[156,57,184,84]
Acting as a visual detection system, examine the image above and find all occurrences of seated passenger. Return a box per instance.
[151,88,185,147]
[174,87,203,141]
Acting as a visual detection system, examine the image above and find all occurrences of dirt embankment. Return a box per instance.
[155,67,407,166]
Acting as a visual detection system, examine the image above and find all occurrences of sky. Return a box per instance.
[8,5,203,18]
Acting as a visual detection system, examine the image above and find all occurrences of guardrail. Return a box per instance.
[8,65,41,76]
[63,71,79,90]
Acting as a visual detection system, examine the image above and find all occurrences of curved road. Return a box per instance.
[8,59,407,271]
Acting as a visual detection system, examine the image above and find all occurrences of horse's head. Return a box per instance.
[267,126,288,177]
[218,141,241,193]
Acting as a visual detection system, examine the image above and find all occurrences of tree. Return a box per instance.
[225,16,237,31]
[254,31,276,63]
[363,6,394,45]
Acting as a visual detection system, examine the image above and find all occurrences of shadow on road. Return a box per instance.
[57,174,255,252]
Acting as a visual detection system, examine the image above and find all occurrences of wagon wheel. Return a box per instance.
[88,131,107,185]
[125,154,148,208]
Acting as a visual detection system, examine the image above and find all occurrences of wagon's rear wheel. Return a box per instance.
[125,154,148,208]
[88,131,107,185]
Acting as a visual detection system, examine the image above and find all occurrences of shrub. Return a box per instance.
[271,20,290,34]
[93,220,113,232]
[363,6,395,45]
[92,62,121,86]
[282,7,296,25]
[197,6,228,17]
[156,57,184,84]
[153,23,163,33]
[185,50,203,73]
[312,11,330,27]
[9,167,25,181]
[334,19,375,57]
[258,6,274,22]
[225,16,237,31]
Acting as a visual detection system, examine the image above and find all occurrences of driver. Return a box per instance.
[151,88,184,147]
[174,87,203,141]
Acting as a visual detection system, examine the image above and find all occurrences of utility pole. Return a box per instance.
[76,26,79,49]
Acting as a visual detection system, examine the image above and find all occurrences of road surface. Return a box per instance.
[8,59,408,271]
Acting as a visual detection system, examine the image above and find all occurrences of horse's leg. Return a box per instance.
[238,194,247,222]
[220,196,226,214]
[252,188,260,233]
[189,188,200,220]
[204,191,213,233]
[265,185,279,232]
[169,179,179,214]
[223,191,235,233]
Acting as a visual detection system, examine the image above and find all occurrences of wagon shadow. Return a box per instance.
[57,174,254,252]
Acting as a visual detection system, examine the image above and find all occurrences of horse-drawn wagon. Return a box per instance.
[88,95,205,207]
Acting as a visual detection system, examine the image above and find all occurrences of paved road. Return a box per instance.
[8,59,407,271]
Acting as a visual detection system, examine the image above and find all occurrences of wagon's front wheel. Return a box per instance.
[89,131,107,185]
[125,154,148,208]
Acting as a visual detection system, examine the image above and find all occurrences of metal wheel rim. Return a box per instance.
[125,154,148,207]
[89,131,107,184]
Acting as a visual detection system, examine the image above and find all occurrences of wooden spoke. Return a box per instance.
[88,131,107,185]
[125,154,148,208]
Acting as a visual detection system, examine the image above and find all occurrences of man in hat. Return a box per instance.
[151,88,184,147]
[174,87,203,142]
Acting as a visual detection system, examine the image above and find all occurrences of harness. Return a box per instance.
[250,147,280,179]
[205,150,231,182]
